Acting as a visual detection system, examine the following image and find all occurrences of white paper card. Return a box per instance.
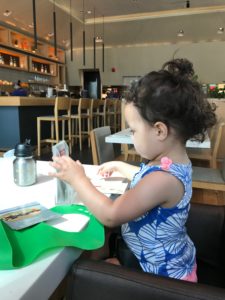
[52,141,77,205]
[91,178,129,194]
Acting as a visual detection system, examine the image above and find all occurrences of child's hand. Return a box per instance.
[49,156,86,186]
[98,161,118,178]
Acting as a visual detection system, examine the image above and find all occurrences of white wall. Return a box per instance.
[66,40,225,86]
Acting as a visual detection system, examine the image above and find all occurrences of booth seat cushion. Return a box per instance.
[192,166,225,184]
[66,203,225,300]
[66,259,225,300]
[114,203,225,289]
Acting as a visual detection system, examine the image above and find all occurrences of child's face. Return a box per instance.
[124,102,162,160]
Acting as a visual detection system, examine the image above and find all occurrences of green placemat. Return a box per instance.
[0,204,104,269]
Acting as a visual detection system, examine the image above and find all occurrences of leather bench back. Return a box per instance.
[186,203,225,268]
[186,203,225,287]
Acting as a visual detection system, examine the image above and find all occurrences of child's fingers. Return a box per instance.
[98,167,113,177]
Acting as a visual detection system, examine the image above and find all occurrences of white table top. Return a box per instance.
[0,158,101,300]
[105,128,211,149]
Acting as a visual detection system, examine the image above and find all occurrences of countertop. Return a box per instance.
[0,96,79,106]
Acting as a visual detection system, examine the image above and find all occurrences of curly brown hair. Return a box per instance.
[126,58,217,143]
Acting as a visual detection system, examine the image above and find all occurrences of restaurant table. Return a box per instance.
[105,128,211,148]
[0,158,101,300]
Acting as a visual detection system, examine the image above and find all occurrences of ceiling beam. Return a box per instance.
[86,5,225,24]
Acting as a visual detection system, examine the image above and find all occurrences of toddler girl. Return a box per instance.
[49,58,216,282]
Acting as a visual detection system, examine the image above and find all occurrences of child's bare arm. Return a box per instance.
[98,161,140,181]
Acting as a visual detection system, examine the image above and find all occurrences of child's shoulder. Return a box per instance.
[139,158,192,177]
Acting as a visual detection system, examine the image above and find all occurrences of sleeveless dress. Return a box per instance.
[121,161,197,281]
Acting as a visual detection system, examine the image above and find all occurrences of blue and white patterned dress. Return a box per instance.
[121,161,196,280]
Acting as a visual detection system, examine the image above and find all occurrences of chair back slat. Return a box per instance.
[79,98,93,110]
[54,97,71,117]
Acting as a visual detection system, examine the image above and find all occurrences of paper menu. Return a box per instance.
[84,165,129,195]
[91,177,129,194]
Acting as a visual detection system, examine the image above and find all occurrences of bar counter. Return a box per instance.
[0,96,56,106]
[0,96,74,149]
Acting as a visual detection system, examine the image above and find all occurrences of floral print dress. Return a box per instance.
[121,160,197,281]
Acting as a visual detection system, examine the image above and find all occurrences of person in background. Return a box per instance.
[11,80,28,96]
[49,58,216,282]
[106,88,119,99]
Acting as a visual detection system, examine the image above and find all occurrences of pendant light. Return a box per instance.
[102,15,105,72]
[70,0,73,61]
[53,0,57,57]
[32,0,37,50]
[93,7,96,69]
[82,0,86,65]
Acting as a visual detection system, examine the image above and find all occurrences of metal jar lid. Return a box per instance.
[14,142,33,157]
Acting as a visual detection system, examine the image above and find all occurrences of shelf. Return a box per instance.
[0,26,10,45]
[28,81,53,86]
[0,25,65,64]
[0,48,28,70]
[47,46,65,63]
[29,57,57,76]
[0,24,65,87]
[10,31,35,52]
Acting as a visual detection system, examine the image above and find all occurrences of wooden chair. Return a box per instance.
[192,157,225,192]
[187,122,225,169]
[90,126,123,165]
[37,97,72,157]
[71,98,93,151]
[123,145,142,162]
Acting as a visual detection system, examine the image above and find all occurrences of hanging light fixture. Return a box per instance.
[102,15,105,72]
[82,0,86,65]
[53,0,57,57]
[177,29,184,37]
[69,0,73,61]
[93,7,96,69]
[32,0,38,50]
[217,27,224,34]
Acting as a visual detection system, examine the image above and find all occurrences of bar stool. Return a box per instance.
[92,99,106,129]
[105,98,118,132]
[37,97,72,157]
[71,98,93,151]
[115,99,122,131]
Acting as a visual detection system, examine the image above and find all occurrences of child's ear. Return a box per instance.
[154,122,168,140]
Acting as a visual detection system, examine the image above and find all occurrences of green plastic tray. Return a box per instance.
[0,204,104,269]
